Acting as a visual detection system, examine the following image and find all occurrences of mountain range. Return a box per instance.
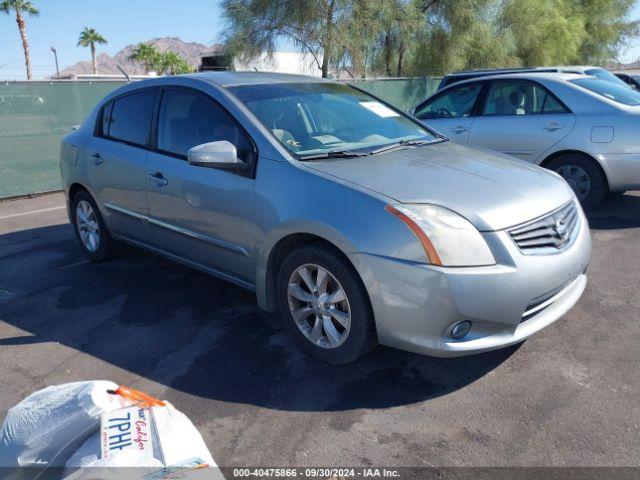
[59,37,224,77]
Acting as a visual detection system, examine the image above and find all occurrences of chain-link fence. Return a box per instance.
[0,77,440,198]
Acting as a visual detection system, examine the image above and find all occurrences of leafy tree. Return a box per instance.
[499,0,584,66]
[0,0,39,80]
[221,0,358,78]
[336,0,371,77]
[409,0,639,74]
[410,0,519,75]
[575,0,640,63]
[221,0,640,77]
[500,0,638,66]
[77,27,108,75]
[370,0,422,76]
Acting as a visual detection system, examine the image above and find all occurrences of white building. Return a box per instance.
[233,51,322,77]
[200,50,323,77]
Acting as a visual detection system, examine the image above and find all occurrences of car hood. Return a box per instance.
[304,142,574,231]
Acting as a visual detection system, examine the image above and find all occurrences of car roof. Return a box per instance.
[96,71,334,110]
[445,67,550,77]
[180,71,329,87]
[441,71,585,88]
[548,65,601,71]
[445,65,603,78]
[483,72,584,81]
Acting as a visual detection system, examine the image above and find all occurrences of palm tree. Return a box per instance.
[77,27,107,75]
[159,51,193,75]
[128,43,161,73]
[128,44,192,76]
[0,0,39,80]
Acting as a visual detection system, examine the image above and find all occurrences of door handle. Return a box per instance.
[451,125,468,134]
[90,152,103,165]
[147,172,168,186]
[543,123,565,132]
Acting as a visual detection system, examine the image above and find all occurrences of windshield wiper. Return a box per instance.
[370,137,445,155]
[298,149,369,161]
[298,138,446,160]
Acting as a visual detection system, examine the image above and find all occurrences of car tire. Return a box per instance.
[277,243,377,364]
[547,153,607,210]
[71,190,119,262]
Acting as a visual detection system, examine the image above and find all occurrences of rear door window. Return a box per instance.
[483,81,569,115]
[104,90,156,147]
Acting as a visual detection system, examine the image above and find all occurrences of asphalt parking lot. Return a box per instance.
[0,191,639,468]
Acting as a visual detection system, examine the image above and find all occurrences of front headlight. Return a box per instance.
[386,204,495,267]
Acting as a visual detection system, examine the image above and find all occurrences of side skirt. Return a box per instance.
[111,232,256,293]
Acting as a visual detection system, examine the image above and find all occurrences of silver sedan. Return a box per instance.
[413,72,640,208]
[60,72,590,364]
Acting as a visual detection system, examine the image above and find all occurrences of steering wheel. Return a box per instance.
[436,108,453,118]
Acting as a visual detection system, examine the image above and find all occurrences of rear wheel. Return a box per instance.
[71,190,119,262]
[547,153,607,210]
[277,244,377,364]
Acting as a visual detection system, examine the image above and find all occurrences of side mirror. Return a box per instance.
[187,141,247,170]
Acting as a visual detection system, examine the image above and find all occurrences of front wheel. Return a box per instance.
[547,154,607,210]
[277,244,377,364]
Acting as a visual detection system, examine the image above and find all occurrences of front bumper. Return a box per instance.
[350,207,591,357]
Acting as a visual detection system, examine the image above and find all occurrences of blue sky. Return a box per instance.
[1,0,640,80]
[0,0,224,79]
[617,1,640,63]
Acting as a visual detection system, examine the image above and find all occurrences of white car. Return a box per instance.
[413,72,640,208]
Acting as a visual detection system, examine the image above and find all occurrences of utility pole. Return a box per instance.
[50,47,60,78]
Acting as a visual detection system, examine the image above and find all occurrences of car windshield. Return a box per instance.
[584,68,629,86]
[571,77,640,106]
[229,82,437,157]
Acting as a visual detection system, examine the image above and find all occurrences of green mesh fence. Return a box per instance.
[0,78,439,198]
[0,81,126,198]
[350,77,441,111]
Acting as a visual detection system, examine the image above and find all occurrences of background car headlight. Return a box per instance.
[386,204,495,267]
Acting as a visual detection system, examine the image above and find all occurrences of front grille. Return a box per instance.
[509,201,579,254]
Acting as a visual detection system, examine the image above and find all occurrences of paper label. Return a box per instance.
[101,406,154,460]
[360,101,400,117]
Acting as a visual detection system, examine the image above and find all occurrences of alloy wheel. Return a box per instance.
[76,200,100,252]
[287,263,351,349]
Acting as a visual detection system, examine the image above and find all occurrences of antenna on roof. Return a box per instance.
[117,65,131,83]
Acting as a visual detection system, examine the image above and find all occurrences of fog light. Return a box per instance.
[450,321,472,340]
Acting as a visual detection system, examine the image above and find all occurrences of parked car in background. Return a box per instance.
[614,72,640,90]
[438,66,628,91]
[60,72,590,364]
[414,72,640,208]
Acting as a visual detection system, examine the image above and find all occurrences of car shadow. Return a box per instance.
[0,222,520,413]
[586,191,640,230]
